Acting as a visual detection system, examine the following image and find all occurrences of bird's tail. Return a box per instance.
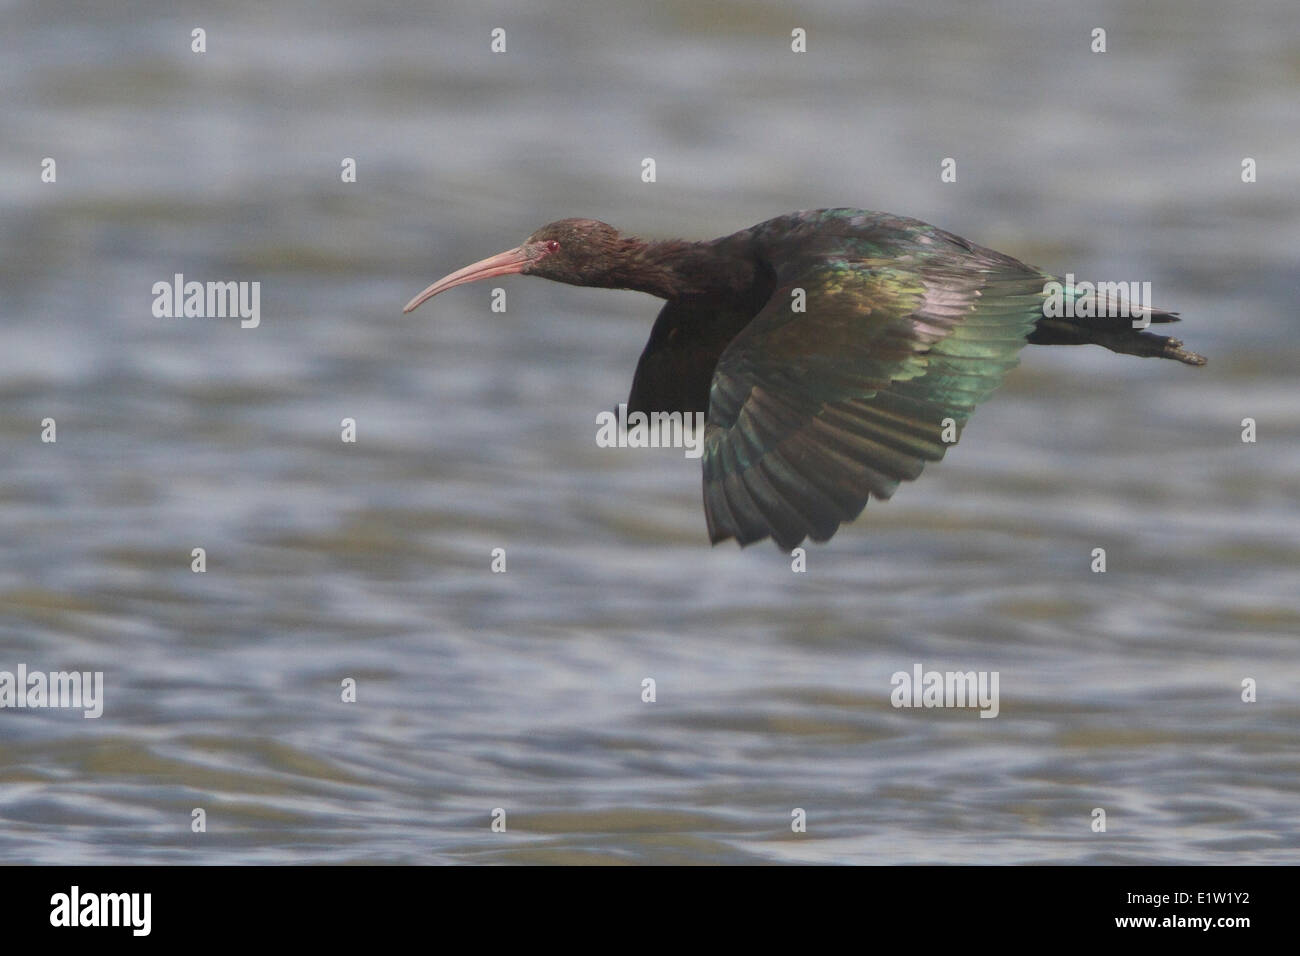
[1028,283,1207,366]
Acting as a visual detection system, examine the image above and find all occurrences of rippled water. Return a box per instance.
[1,0,1297,864]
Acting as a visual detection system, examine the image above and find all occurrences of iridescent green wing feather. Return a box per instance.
[702,210,1046,548]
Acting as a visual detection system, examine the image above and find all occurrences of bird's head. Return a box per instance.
[403,218,628,313]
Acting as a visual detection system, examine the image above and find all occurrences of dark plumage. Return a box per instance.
[404,209,1206,549]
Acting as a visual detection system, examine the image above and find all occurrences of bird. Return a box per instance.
[403,208,1206,550]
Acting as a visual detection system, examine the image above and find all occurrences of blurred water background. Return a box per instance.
[1,0,1297,864]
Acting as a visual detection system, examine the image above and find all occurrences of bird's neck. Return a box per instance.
[606,238,758,301]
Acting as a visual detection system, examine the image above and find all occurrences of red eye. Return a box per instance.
[545,240,560,253]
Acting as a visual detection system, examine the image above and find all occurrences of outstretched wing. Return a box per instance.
[702,223,1045,549]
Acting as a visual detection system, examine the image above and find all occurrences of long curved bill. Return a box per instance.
[403,246,533,313]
